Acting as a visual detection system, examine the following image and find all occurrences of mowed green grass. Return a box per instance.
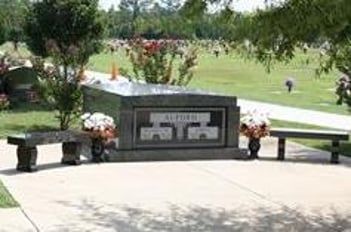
[89,49,347,114]
[0,103,58,138]
[3,42,347,114]
[0,180,18,208]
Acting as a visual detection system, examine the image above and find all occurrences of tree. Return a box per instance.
[119,0,153,37]
[235,0,351,74]
[25,0,105,130]
[226,0,351,106]
[0,0,30,50]
[0,21,6,46]
[101,0,248,40]
[25,0,104,66]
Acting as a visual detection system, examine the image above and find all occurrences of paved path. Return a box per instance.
[85,71,351,131]
[1,138,351,231]
[238,99,351,131]
[0,209,36,232]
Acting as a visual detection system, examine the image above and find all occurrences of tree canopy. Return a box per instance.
[25,0,104,66]
[239,0,351,75]
[0,0,29,48]
[24,0,105,130]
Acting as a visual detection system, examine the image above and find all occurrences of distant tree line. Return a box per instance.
[101,0,249,40]
[0,0,30,50]
[1,0,349,76]
[0,0,252,43]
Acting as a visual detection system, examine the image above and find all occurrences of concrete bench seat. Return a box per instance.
[7,131,89,172]
[270,127,349,163]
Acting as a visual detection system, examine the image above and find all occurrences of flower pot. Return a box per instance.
[91,138,105,163]
[248,138,261,159]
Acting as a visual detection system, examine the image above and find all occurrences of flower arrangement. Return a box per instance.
[239,111,270,139]
[81,112,117,140]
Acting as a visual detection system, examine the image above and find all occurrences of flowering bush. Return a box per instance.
[239,111,270,138]
[129,39,197,86]
[0,94,10,111]
[81,112,117,140]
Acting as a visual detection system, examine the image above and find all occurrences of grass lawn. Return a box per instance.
[0,180,18,208]
[2,42,347,114]
[0,103,58,138]
[89,48,349,115]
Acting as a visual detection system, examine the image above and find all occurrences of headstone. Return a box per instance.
[3,67,39,102]
[82,79,247,161]
[285,77,295,93]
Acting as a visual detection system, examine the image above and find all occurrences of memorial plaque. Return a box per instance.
[133,107,225,148]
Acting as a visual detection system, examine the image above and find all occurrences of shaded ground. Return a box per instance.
[0,138,351,231]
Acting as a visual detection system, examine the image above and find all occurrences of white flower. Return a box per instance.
[240,110,270,127]
[81,112,91,121]
[83,120,94,129]
[81,112,116,132]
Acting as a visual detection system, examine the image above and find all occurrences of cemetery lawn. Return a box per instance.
[88,50,351,157]
[0,180,18,208]
[0,103,58,138]
[1,46,350,157]
[90,49,349,115]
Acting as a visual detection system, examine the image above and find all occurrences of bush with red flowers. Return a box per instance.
[129,39,197,86]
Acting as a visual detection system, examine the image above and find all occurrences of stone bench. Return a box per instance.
[270,127,349,164]
[7,131,89,172]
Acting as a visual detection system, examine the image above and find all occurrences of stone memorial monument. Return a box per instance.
[82,79,247,161]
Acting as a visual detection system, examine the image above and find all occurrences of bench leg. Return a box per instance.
[16,146,38,172]
[331,141,340,164]
[61,142,81,165]
[277,138,286,161]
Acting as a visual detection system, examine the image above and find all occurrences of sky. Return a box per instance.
[98,0,266,12]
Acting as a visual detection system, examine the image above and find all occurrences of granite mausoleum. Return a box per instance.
[82,79,247,161]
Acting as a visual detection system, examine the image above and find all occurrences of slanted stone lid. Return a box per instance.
[82,76,222,97]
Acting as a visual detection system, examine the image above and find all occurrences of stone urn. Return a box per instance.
[248,137,261,159]
[91,138,105,163]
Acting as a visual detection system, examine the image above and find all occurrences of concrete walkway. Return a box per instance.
[1,138,351,231]
[238,99,351,131]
